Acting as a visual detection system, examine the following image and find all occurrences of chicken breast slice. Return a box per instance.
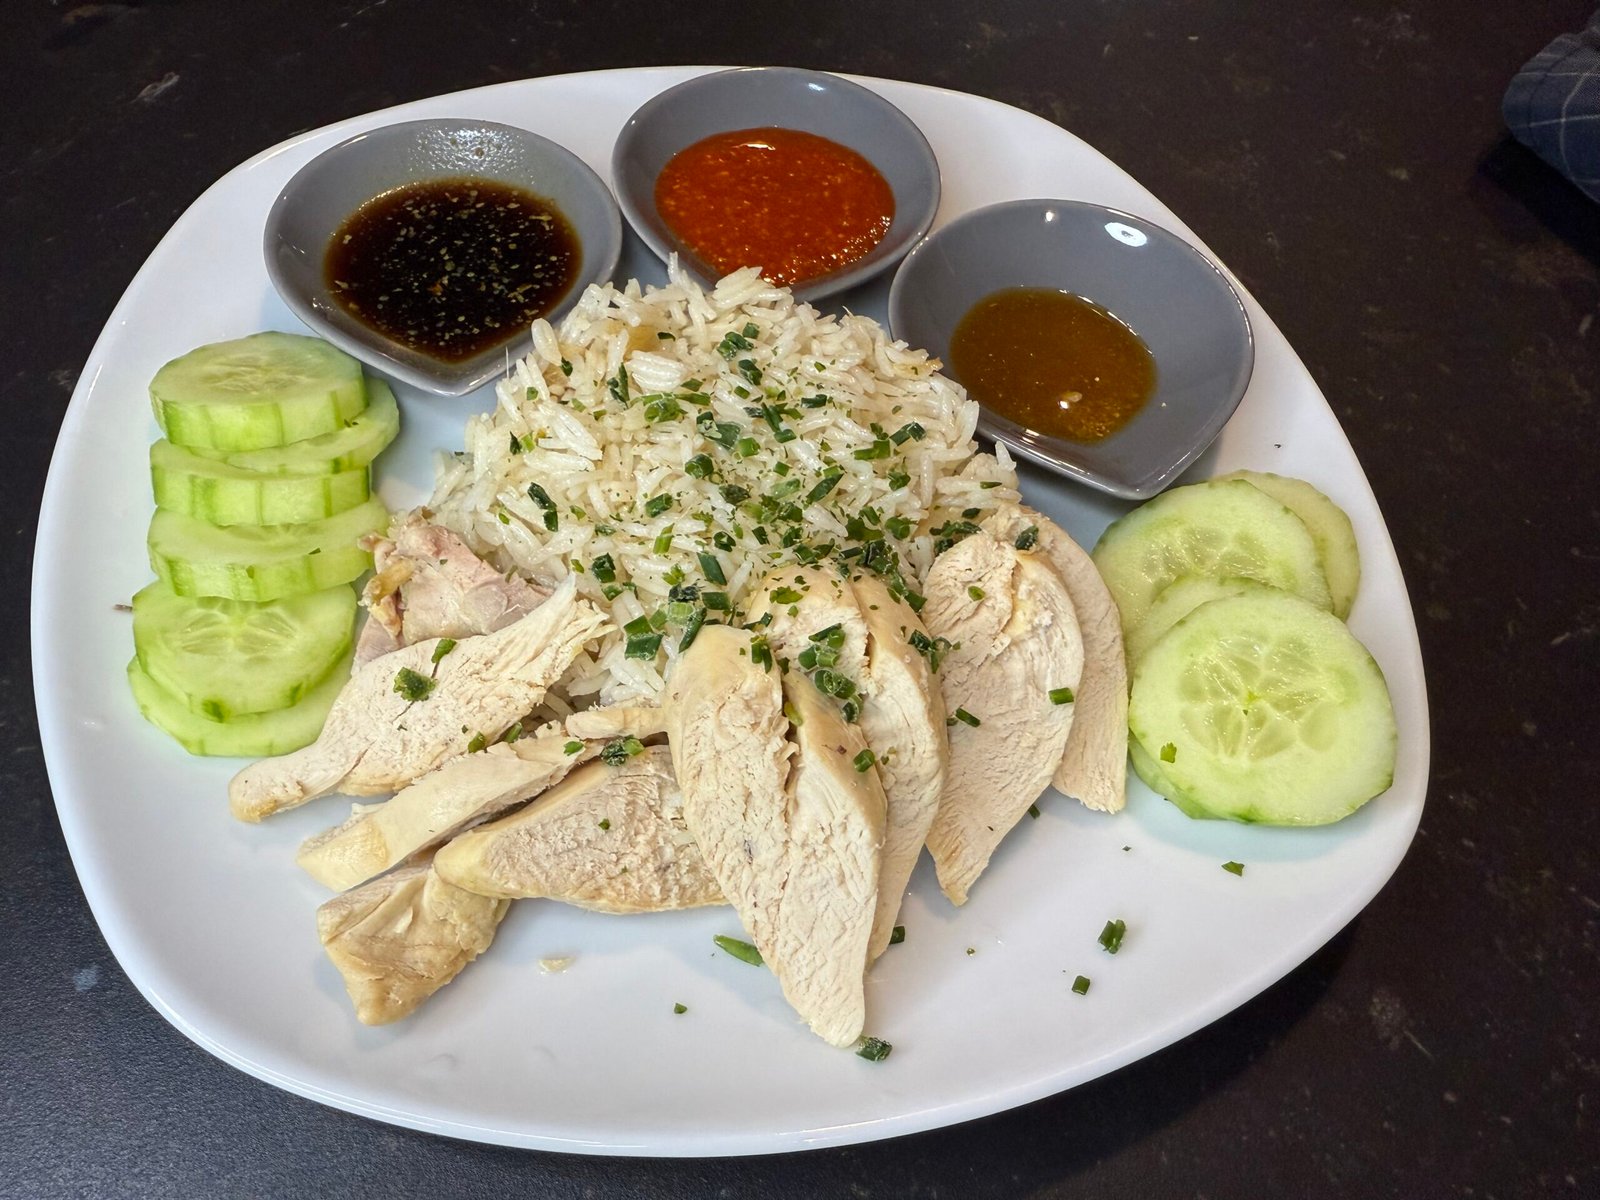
[748,566,945,962]
[361,508,550,650]
[985,504,1128,813]
[665,624,884,1047]
[433,747,723,913]
[772,671,886,1045]
[296,728,598,892]
[229,576,607,822]
[921,530,1084,904]
[316,863,508,1025]
[848,573,948,960]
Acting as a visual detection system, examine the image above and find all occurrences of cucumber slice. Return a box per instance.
[151,440,371,526]
[149,497,387,602]
[1127,736,1212,819]
[190,380,401,476]
[127,651,350,757]
[1092,478,1332,639]
[1127,575,1265,664]
[1129,591,1397,825]
[1218,470,1360,619]
[150,332,367,452]
[132,581,356,719]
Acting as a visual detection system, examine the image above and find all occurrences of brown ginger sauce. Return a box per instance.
[948,287,1156,443]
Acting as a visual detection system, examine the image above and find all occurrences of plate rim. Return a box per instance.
[31,64,1431,1157]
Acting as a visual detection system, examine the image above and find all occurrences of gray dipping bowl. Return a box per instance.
[888,199,1254,500]
[265,118,622,396]
[612,67,940,304]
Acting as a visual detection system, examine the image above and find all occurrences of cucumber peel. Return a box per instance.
[151,332,367,452]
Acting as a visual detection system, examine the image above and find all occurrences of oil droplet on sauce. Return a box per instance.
[655,127,894,287]
[324,177,580,363]
[948,288,1156,443]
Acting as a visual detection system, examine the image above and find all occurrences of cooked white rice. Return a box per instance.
[427,260,1019,705]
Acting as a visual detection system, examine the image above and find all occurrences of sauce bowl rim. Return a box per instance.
[610,66,941,304]
[263,116,624,397]
[886,197,1255,500]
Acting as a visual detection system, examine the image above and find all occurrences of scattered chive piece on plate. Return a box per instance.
[673,1002,687,1014]
[1072,975,1091,996]
[430,638,457,664]
[1098,919,1127,954]
[1160,742,1177,763]
[855,1037,893,1062]
[1223,861,1245,876]
[1049,686,1075,704]
[890,925,905,945]
[713,935,764,966]
[1028,804,1041,819]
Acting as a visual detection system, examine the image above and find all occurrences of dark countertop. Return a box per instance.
[4,2,1596,1197]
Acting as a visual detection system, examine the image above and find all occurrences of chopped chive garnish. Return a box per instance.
[1028,803,1041,819]
[591,553,616,583]
[644,493,673,517]
[719,483,751,505]
[653,525,675,554]
[497,509,511,524]
[1223,861,1245,876]
[736,358,762,385]
[563,740,583,755]
[502,722,523,744]
[598,818,611,831]
[801,393,828,408]
[1072,975,1091,996]
[884,515,913,539]
[684,453,714,479]
[698,552,727,585]
[702,590,731,611]
[891,421,925,445]
[527,482,555,510]
[953,707,980,727]
[392,667,435,702]
[607,365,631,406]
[643,393,684,423]
[602,583,624,600]
[735,436,760,457]
[716,330,753,358]
[852,438,892,461]
[808,623,845,647]
[853,748,877,773]
[713,934,764,966]
[855,1037,893,1062]
[678,607,708,652]
[622,615,652,637]
[1014,525,1040,551]
[1098,919,1127,954]
[430,638,457,664]
[466,732,487,753]
[750,636,773,671]
[889,925,905,945]
[806,473,845,504]
[1160,742,1177,763]
[713,531,736,552]
[624,632,664,659]
[673,1002,688,1014]
[742,322,759,339]
[599,736,644,766]
[560,358,573,376]
[770,586,803,605]
[968,586,986,601]
[979,480,1001,489]
[1049,686,1075,705]
[657,330,675,340]
[962,507,981,518]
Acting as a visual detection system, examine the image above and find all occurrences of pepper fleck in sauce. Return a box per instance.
[325,177,580,363]
[654,127,894,287]
[948,288,1156,443]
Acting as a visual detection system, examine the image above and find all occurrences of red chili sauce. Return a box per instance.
[654,127,895,287]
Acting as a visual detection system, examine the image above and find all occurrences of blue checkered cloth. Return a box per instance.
[1504,11,1600,202]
